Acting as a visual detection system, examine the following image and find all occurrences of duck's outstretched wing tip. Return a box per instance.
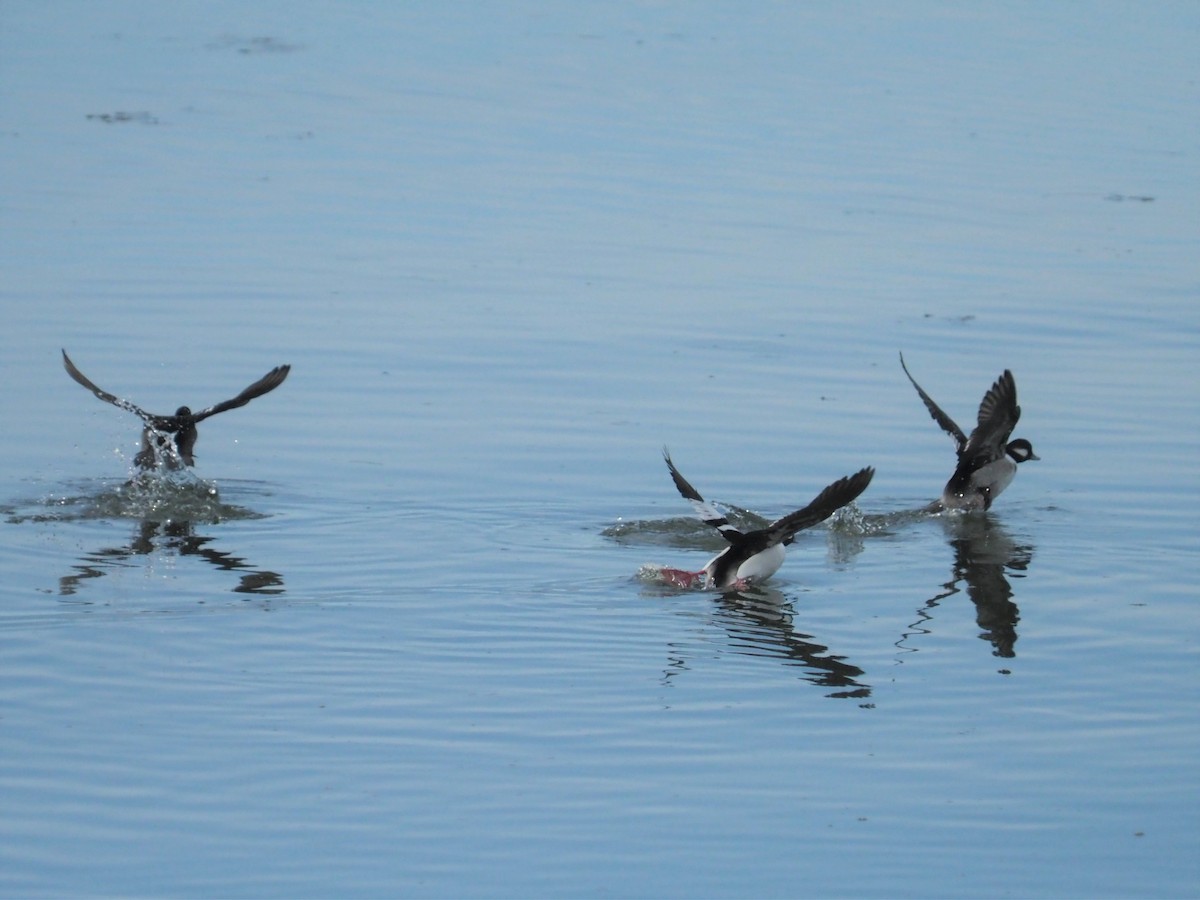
[192,363,291,422]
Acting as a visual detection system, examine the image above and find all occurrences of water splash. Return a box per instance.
[7,471,264,525]
[828,503,929,536]
[604,503,768,550]
[635,563,706,590]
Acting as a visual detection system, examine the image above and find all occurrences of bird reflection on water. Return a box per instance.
[9,472,285,599]
[59,516,284,598]
[661,583,872,700]
[898,512,1033,661]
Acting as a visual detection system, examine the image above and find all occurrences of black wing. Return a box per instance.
[900,353,967,452]
[761,467,875,546]
[953,370,1022,476]
[663,448,744,544]
[190,365,291,423]
[973,369,1020,436]
[62,349,159,425]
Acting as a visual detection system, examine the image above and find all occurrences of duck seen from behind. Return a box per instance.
[62,349,290,471]
[659,449,874,590]
[899,352,1038,512]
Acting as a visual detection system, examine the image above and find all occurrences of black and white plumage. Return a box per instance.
[900,352,1038,512]
[660,449,874,590]
[62,349,290,470]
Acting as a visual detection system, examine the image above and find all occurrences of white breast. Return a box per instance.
[703,543,787,586]
[973,457,1017,499]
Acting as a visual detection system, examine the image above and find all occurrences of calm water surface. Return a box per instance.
[1,3,1197,897]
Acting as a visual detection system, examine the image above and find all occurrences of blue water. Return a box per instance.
[2,3,1198,897]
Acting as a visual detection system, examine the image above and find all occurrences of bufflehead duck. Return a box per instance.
[899,352,1038,512]
[659,449,874,590]
[62,349,290,470]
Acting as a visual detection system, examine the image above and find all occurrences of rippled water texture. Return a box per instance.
[2,3,1197,898]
